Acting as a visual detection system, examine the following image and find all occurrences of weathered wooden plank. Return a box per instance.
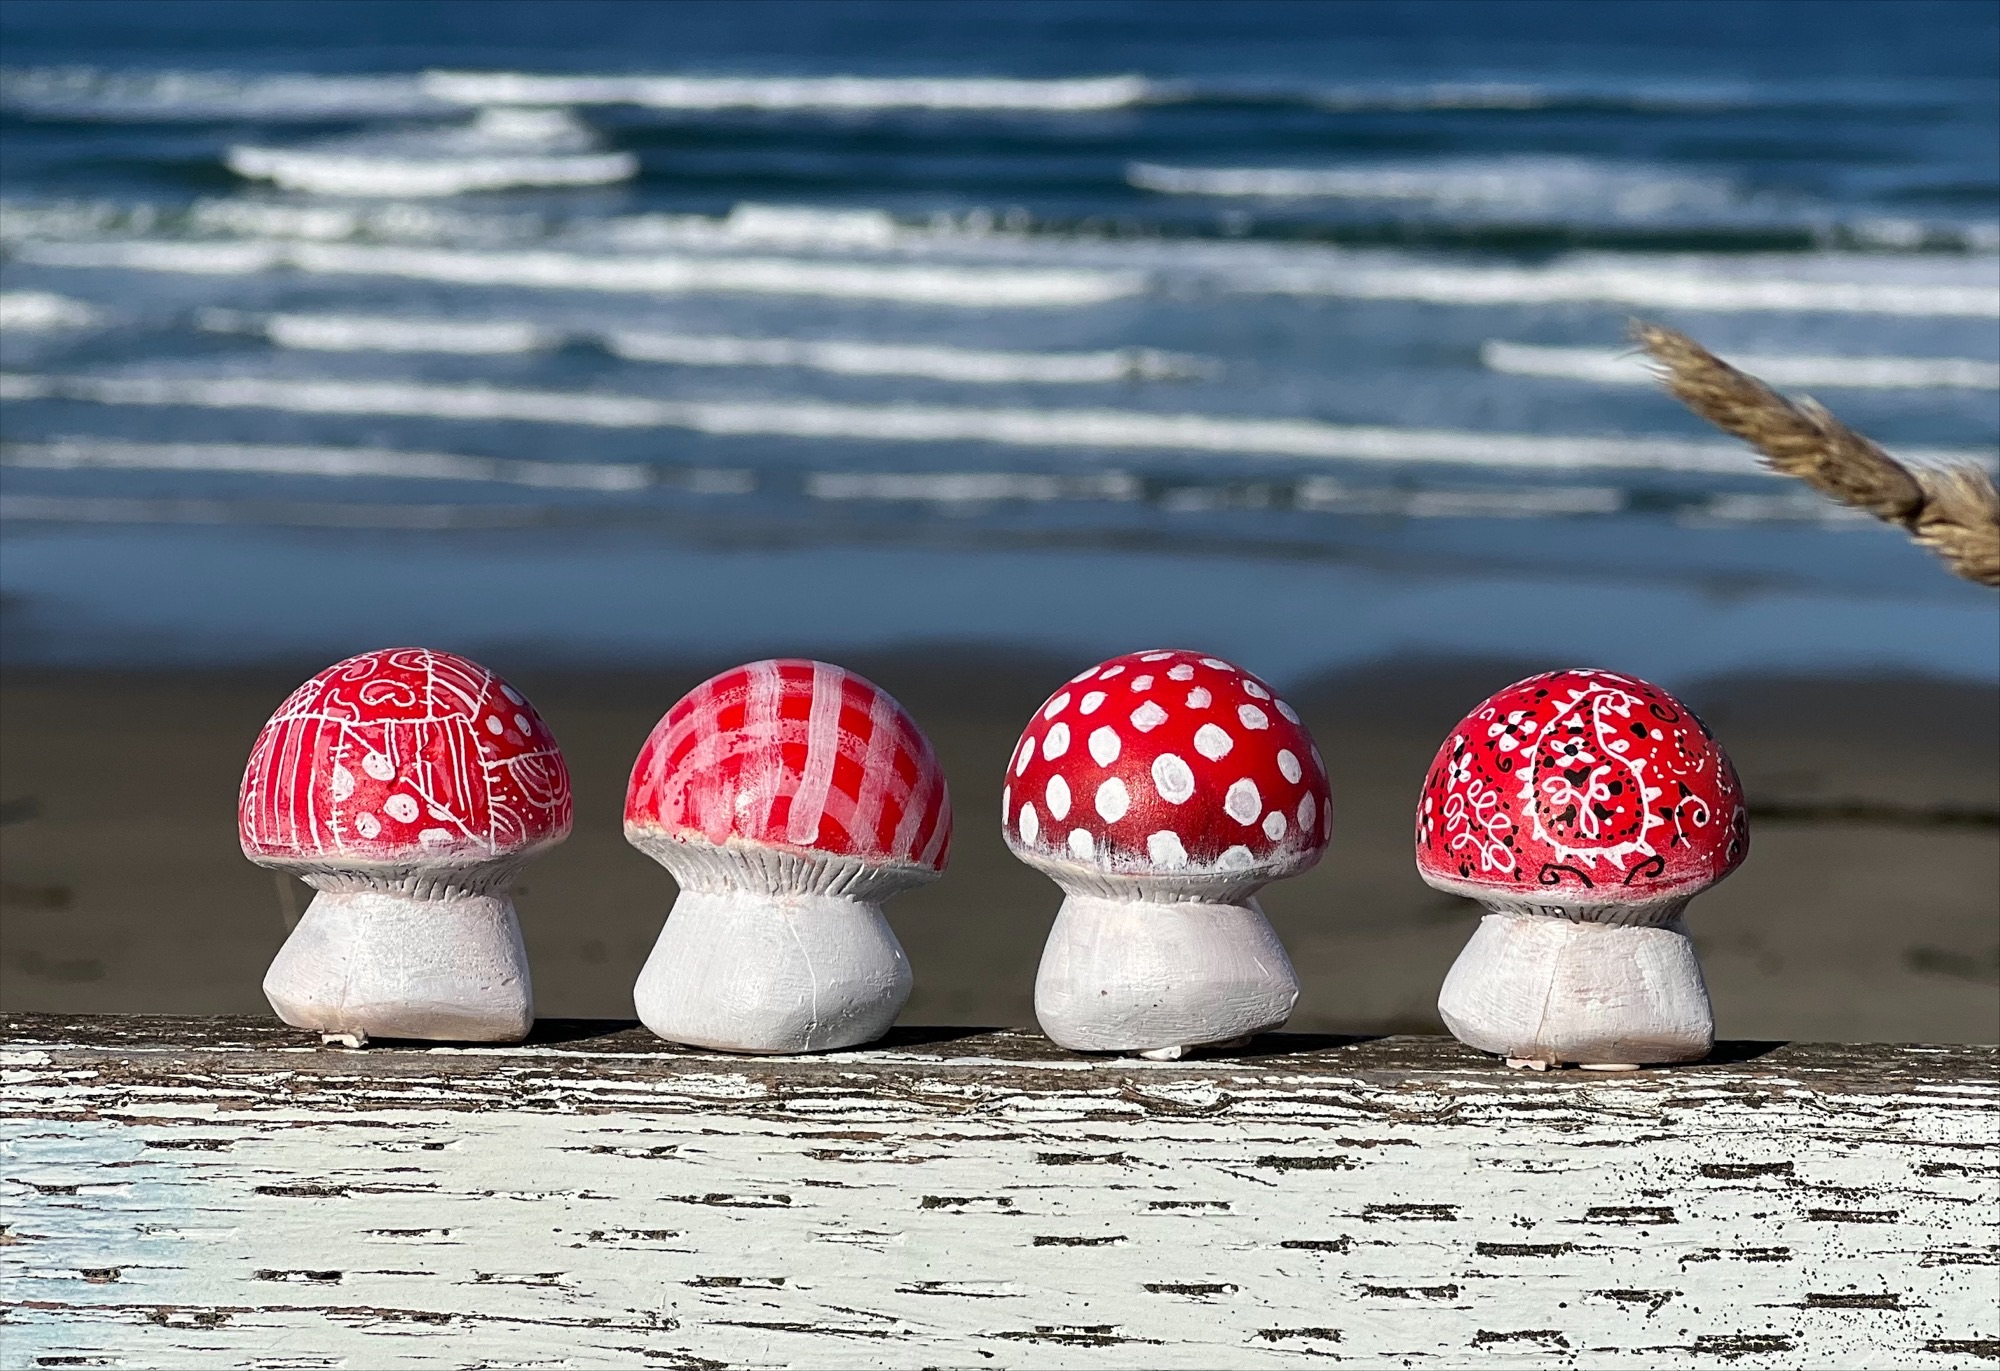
[2,1015,1995,1369]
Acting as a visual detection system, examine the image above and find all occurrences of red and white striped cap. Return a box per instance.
[625,660,951,879]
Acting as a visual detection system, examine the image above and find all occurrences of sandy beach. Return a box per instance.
[3,654,1993,1043]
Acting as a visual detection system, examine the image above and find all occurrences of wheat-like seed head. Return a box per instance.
[1632,321,1999,588]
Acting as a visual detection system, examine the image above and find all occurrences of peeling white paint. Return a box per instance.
[0,1019,1994,1369]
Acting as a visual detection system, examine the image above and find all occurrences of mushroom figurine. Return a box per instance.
[1006,650,1331,1058]
[624,660,950,1053]
[1416,669,1748,1070]
[240,647,571,1045]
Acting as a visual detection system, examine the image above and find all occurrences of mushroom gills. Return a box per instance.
[1034,894,1299,1055]
[634,888,912,1054]
[1437,911,1712,1067]
[263,887,533,1043]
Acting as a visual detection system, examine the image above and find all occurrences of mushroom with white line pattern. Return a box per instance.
[240,647,571,1046]
[1005,649,1331,1057]
[1416,668,1749,1070]
[624,659,951,1053]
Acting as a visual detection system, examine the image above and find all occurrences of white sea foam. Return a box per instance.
[15,238,1142,308]
[0,69,443,120]
[1294,478,1626,518]
[1242,258,2000,318]
[606,331,1207,382]
[228,107,637,196]
[1130,158,1736,218]
[201,310,554,355]
[0,438,658,491]
[227,145,639,197]
[807,472,1142,503]
[193,306,1202,379]
[419,71,1154,112]
[10,369,1991,474]
[1483,340,2000,390]
[0,290,99,330]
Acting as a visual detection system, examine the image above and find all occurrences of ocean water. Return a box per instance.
[1,0,1995,685]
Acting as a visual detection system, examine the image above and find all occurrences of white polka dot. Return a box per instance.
[355,812,381,839]
[1200,657,1233,671]
[330,763,356,801]
[1002,784,1011,818]
[1298,792,1317,833]
[362,752,395,781]
[1045,774,1072,821]
[418,827,454,846]
[1277,749,1302,783]
[1015,738,1035,776]
[1243,680,1271,700]
[513,712,532,735]
[1130,701,1168,732]
[1277,699,1301,724]
[1194,723,1234,760]
[1096,777,1130,821]
[1147,830,1189,868]
[1238,703,1270,731]
[384,793,420,824]
[1311,744,1326,775]
[1153,753,1196,804]
[486,716,504,735]
[1168,664,1195,681]
[1217,844,1255,871]
[1140,651,1174,662]
[1130,674,1154,691]
[1079,691,1107,715]
[1068,828,1095,860]
[1185,687,1212,709]
[1043,692,1072,720]
[1099,665,1126,679]
[1263,810,1288,841]
[1089,726,1121,766]
[1019,802,1040,844]
[1070,665,1099,683]
[501,685,523,704]
[1224,778,1262,825]
[1043,723,1071,761]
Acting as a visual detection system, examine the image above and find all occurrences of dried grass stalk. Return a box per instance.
[1632,320,2000,587]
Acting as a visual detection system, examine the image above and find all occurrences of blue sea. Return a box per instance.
[2,0,1995,685]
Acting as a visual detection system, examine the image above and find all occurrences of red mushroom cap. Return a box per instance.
[239,647,571,870]
[625,660,950,876]
[1003,650,1330,893]
[1415,669,1747,905]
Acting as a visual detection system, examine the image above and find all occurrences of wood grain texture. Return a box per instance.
[2,1015,1995,1369]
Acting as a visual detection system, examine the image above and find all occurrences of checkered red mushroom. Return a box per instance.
[1415,669,1748,1070]
[239,648,569,1045]
[624,660,950,1053]
[1006,650,1329,1057]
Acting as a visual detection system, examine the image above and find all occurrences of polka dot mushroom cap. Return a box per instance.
[1415,669,1747,907]
[1005,649,1330,895]
[625,659,950,891]
[239,647,571,874]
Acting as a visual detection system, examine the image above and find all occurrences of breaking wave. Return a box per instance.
[14,238,1143,308]
[194,308,1209,382]
[11,369,1991,472]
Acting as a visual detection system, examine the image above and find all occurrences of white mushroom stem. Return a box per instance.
[1034,892,1299,1055]
[1436,905,1712,1068]
[263,886,533,1044]
[629,836,920,1054]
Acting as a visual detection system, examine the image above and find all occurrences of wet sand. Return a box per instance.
[2,654,1994,1042]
